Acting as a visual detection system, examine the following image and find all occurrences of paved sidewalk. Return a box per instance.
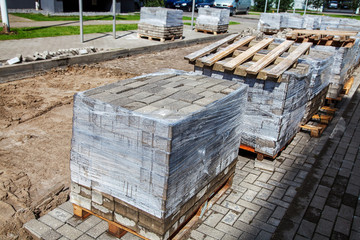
[0,23,255,62]
[274,85,360,239]
[23,72,360,239]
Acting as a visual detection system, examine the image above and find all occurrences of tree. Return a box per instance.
[278,0,294,12]
[308,0,324,11]
[350,0,360,14]
[253,0,275,12]
[144,0,164,7]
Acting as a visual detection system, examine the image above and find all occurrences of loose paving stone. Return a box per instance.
[76,215,102,232]
[39,214,64,229]
[85,221,108,238]
[48,208,73,222]
[222,211,240,226]
[334,217,351,236]
[56,224,83,240]
[297,220,316,238]
[204,212,224,227]
[24,219,52,239]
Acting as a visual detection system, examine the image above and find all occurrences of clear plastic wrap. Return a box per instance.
[196,8,230,26]
[197,64,311,157]
[70,70,248,219]
[312,37,360,98]
[258,13,360,32]
[139,7,183,27]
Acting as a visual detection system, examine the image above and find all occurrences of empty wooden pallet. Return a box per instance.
[286,30,357,48]
[185,34,313,82]
[300,106,337,137]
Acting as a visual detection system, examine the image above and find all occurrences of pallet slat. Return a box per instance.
[223,38,274,71]
[246,40,294,75]
[290,29,358,36]
[202,35,255,66]
[184,33,240,62]
[267,42,313,78]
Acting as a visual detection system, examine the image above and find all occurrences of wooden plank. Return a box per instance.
[73,204,149,240]
[246,40,294,75]
[223,38,274,71]
[202,35,255,66]
[266,42,313,78]
[184,33,240,61]
[290,29,358,36]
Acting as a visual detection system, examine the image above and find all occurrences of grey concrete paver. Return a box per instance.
[20,24,360,240]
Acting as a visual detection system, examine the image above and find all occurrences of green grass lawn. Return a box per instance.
[12,13,197,21]
[11,13,141,21]
[0,24,138,40]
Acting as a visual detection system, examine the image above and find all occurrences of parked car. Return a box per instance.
[328,1,338,8]
[196,0,215,10]
[341,1,351,9]
[174,0,196,11]
[213,0,251,16]
[165,0,178,8]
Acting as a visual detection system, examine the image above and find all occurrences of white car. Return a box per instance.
[328,1,338,8]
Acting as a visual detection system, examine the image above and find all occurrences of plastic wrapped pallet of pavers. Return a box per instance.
[258,13,304,33]
[192,37,335,157]
[198,65,311,157]
[69,69,248,240]
[320,17,360,32]
[138,7,183,39]
[195,8,230,33]
[313,37,360,99]
[298,50,334,123]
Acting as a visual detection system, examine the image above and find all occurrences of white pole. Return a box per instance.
[79,0,84,43]
[191,0,195,30]
[293,0,296,13]
[277,0,281,13]
[264,0,268,12]
[0,0,10,33]
[113,0,116,39]
[304,0,308,15]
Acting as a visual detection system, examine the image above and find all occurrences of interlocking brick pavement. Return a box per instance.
[24,73,360,240]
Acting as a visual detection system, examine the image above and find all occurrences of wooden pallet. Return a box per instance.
[194,28,227,35]
[343,76,354,95]
[137,33,182,42]
[300,106,337,137]
[185,35,313,81]
[239,136,294,161]
[300,123,328,138]
[286,30,357,48]
[326,75,354,105]
[72,174,233,240]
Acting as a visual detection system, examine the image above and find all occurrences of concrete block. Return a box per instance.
[48,207,73,223]
[24,219,52,239]
[39,214,64,229]
[56,224,83,240]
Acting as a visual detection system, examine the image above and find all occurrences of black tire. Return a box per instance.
[187,6,192,12]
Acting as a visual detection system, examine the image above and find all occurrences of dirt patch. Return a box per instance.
[0,42,206,239]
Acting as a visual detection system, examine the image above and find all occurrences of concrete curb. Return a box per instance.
[0,33,229,84]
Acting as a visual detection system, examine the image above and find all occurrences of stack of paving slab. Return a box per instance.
[191,37,334,157]
[138,7,183,40]
[195,8,230,33]
[69,70,247,240]
[258,13,360,33]
[320,17,360,32]
[298,50,334,123]
[312,36,360,98]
